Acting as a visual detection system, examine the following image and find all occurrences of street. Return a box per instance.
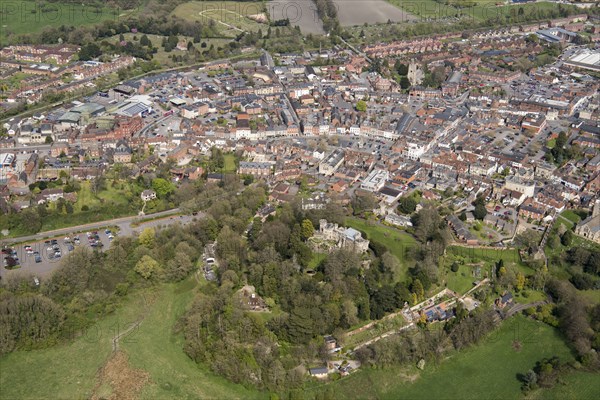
[0,209,200,280]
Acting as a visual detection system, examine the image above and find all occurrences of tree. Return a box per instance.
[140,34,151,47]
[152,178,174,198]
[356,100,367,112]
[20,208,42,234]
[351,191,377,215]
[138,227,155,248]
[78,43,101,61]
[301,219,315,241]
[561,230,573,246]
[516,272,526,291]
[399,76,411,89]
[397,196,418,214]
[412,279,424,301]
[472,195,487,220]
[134,255,161,279]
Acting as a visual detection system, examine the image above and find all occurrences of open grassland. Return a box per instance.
[309,315,575,399]
[0,279,263,400]
[172,1,266,37]
[530,370,600,400]
[0,294,149,399]
[388,0,573,22]
[0,1,133,36]
[120,278,263,399]
[345,217,417,280]
[336,1,417,26]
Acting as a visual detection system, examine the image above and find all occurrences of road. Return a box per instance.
[0,208,182,246]
[0,209,203,280]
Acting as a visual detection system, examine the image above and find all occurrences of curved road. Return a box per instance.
[0,208,182,246]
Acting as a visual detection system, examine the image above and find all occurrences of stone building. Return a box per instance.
[575,200,600,244]
[315,219,370,253]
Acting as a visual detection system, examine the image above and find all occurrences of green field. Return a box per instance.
[444,262,481,294]
[120,279,263,399]
[388,0,573,23]
[0,293,148,399]
[345,217,417,280]
[223,153,237,172]
[171,1,267,37]
[0,278,263,400]
[532,370,600,400]
[0,1,133,37]
[307,252,327,270]
[310,315,576,399]
[448,245,534,274]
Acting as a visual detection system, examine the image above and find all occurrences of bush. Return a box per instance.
[451,262,460,273]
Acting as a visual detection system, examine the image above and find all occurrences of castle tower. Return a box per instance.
[593,200,600,218]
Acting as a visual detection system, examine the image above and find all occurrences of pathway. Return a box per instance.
[199,9,245,32]
[504,300,548,319]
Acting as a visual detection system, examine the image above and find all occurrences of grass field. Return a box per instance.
[345,217,417,280]
[309,314,576,399]
[120,278,263,399]
[447,245,534,275]
[444,263,480,294]
[0,293,148,399]
[0,278,263,400]
[388,0,571,23]
[579,289,600,305]
[1,1,133,37]
[531,370,600,400]
[171,1,266,37]
[36,181,142,232]
[307,252,327,270]
[223,153,237,172]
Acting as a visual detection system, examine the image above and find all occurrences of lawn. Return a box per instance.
[121,278,263,400]
[444,263,481,294]
[0,293,148,399]
[223,153,237,173]
[578,289,600,305]
[345,217,417,280]
[171,1,266,37]
[388,0,574,23]
[34,180,145,233]
[310,315,576,399]
[531,370,600,400]
[1,1,135,37]
[447,245,533,275]
[561,210,583,225]
[0,278,263,400]
[307,252,327,270]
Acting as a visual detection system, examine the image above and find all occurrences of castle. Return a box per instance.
[315,219,370,254]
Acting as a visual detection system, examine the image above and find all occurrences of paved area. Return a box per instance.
[1,210,200,281]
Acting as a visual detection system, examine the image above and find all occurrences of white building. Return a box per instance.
[361,169,389,192]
